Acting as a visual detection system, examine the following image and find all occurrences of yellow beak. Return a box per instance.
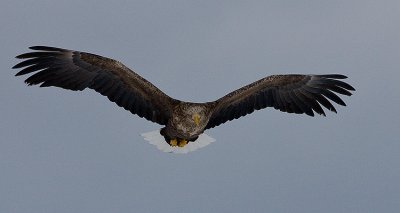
[193,114,200,127]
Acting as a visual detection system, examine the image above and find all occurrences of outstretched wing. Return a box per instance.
[13,46,179,125]
[206,74,355,129]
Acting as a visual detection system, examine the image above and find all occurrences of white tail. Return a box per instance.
[141,130,216,154]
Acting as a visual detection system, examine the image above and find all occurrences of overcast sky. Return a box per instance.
[1,1,399,212]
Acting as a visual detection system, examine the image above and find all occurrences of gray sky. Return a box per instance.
[1,0,399,212]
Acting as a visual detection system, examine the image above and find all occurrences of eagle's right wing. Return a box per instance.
[13,46,179,125]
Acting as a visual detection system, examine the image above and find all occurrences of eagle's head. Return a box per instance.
[171,103,210,137]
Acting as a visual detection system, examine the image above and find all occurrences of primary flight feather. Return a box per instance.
[13,46,355,153]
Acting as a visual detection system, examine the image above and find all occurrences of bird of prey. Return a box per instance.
[13,46,355,153]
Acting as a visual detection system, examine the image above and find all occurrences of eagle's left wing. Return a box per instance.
[206,74,355,129]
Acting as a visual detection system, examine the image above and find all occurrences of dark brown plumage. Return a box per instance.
[14,46,178,125]
[206,74,355,129]
[13,46,355,151]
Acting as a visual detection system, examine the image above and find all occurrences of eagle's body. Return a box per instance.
[13,46,355,153]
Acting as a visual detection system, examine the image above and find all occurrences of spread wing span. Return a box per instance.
[206,74,355,129]
[13,46,178,125]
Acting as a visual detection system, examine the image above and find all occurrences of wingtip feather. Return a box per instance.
[318,74,348,79]
[29,46,66,52]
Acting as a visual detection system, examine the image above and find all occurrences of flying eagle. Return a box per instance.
[13,46,355,153]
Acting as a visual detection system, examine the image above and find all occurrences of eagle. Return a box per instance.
[13,46,355,153]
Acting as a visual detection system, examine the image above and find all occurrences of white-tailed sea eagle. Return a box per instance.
[13,46,355,153]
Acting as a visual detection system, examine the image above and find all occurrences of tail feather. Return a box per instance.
[141,130,215,154]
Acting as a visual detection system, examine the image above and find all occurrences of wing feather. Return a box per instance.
[13,46,178,125]
[206,74,355,129]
